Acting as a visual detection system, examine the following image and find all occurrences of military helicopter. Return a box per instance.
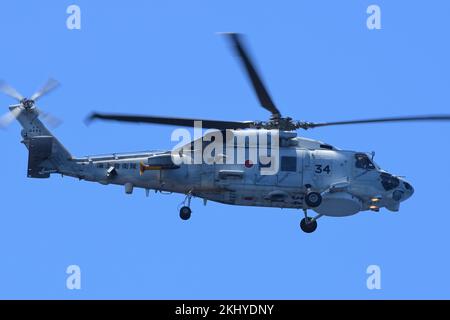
[2,33,450,233]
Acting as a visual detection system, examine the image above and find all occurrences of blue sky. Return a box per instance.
[0,0,449,299]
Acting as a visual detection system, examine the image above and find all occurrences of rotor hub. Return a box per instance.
[255,117,299,131]
[21,98,35,109]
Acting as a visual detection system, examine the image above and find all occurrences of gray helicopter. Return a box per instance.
[1,33,449,233]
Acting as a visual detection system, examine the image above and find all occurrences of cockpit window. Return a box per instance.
[355,153,376,170]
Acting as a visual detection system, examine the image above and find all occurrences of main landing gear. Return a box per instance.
[179,192,193,220]
[299,186,323,233]
[179,206,192,220]
[300,209,323,233]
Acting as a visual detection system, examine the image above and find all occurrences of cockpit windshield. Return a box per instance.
[355,153,376,170]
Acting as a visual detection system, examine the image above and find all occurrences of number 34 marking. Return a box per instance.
[315,164,331,174]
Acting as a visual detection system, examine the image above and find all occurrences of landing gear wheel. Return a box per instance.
[300,217,317,233]
[179,206,192,220]
[305,191,322,208]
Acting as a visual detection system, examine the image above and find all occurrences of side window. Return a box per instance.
[355,153,375,170]
[281,156,297,172]
[130,163,137,170]
[114,163,120,169]
[96,163,104,169]
[122,163,129,169]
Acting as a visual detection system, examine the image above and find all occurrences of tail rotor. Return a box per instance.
[0,78,62,129]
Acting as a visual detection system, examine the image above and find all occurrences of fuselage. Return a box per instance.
[64,130,413,217]
[10,106,413,218]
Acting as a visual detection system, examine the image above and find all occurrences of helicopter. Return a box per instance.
[1,33,450,233]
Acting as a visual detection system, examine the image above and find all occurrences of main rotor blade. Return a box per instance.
[0,107,22,128]
[30,78,60,101]
[301,115,450,129]
[0,80,24,101]
[86,112,254,129]
[225,33,281,118]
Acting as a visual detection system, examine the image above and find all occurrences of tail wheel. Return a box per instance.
[305,191,322,208]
